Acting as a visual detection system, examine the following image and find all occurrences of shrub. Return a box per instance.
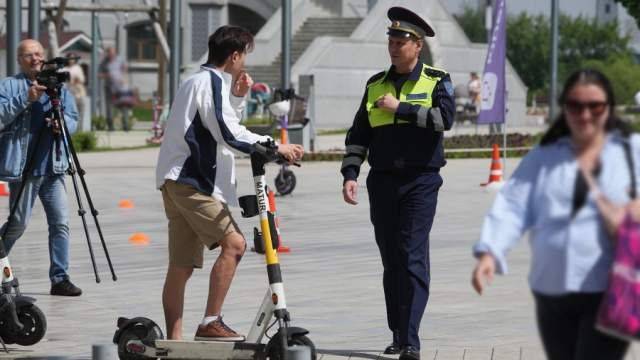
[92,116,107,131]
[443,133,542,149]
[71,131,98,152]
[242,116,272,125]
[132,107,153,122]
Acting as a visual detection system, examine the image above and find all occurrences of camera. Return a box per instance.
[36,68,69,91]
[35,56,78,91]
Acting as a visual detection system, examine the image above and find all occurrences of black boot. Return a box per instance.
[399,346,420,360]
[384,343,401,355]
[50,279,82,296]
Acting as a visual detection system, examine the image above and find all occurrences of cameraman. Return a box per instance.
[0,39,81,296]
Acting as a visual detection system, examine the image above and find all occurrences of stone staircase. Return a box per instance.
[247,17,362,87]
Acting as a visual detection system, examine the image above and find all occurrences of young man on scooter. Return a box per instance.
[156,26,303,341]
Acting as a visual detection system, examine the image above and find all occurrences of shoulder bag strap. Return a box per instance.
[622,139,637,199]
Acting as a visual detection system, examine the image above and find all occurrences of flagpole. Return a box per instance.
[550,0,559,120]
[503,122,507,172]
[503,93,507,174]
[503,0,507,174]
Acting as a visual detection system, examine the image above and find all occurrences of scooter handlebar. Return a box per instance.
[254,141,301,167]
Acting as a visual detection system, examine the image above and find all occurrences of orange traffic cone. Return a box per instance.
[119,199,135,209]
[0,182,8,197]
[268,190,290,253]
[129,232,150,246]
[481,144,505,190]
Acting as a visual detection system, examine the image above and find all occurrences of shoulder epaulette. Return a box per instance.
[366,71,386,85]
[423,66,447,79]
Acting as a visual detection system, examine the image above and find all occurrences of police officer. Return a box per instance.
[341,7,455,360]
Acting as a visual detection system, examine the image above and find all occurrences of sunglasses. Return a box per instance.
[563,100,608,116]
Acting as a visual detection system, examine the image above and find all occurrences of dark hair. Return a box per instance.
[206,25,254,66]
[540,68,630,145]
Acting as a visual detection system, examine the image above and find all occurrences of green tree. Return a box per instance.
[582,54,640,104]
[615,0,640,27]
[454,8,633,102]
[506,13,550,97]
[453,5,487,43]
[559,15,630,75]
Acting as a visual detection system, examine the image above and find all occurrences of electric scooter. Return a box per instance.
[113,141,315,360]
[269,90,297,196]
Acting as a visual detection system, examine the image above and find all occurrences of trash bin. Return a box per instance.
[286,118,310,150]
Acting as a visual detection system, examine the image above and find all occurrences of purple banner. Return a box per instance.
[477,0,506,125]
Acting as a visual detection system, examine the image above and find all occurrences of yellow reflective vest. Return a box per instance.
[366,63,446,128]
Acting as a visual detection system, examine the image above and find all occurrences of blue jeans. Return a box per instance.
[0,175,70,284]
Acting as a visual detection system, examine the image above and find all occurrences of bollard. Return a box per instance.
[287,345,311,360]
[92,343,117,360]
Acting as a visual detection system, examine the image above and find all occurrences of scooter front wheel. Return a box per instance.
[275,169,296,196]
[13,304,47,346]
[117,323,162,360]
[267,333,316,360]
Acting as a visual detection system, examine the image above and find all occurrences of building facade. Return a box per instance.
[0,0,529,128]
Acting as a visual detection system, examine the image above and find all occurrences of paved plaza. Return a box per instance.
[0,148,638,359]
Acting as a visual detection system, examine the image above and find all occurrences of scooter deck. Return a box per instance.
[153,339,264,359]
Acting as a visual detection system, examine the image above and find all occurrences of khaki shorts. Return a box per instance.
[161,180,242,268]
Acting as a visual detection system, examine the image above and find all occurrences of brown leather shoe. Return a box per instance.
[194,317,245,342]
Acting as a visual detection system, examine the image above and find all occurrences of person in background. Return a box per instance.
[63,52,87,130]
[99,46,127,131]
[467,72,481,112]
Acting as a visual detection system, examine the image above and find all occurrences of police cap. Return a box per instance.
[387,7,435,39]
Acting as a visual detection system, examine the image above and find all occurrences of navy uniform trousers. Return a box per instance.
[366,168,442,349]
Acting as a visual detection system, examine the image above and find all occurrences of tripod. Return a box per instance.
[47,86,117,283]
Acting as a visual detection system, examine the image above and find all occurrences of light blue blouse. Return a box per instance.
[473,132,640,295]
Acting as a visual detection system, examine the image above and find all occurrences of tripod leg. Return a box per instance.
[67,169,101,283]
[54,106,101,284]
[87,210,117,281]
[58,106,117,281]
[66,142,118,281]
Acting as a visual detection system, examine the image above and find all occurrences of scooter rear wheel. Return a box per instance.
[14,305,47,346]
[267,334,316,360]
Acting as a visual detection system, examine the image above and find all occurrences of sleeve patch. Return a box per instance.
[443,80,454,97]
